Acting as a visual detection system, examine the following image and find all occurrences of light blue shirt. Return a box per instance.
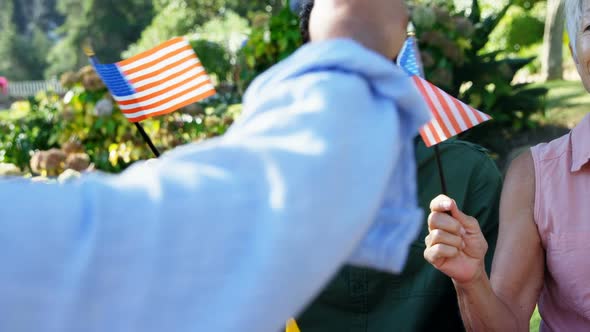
[0,40,429,331]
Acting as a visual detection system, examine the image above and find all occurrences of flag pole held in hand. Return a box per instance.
[397,31,492,195]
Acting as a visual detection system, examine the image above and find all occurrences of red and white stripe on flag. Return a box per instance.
[113,37,215,122]
[412,76,492,147]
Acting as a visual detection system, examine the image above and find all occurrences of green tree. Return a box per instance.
[237,5,301,91]
[0,0,56,80]
[541,0,564,80]
[45,0,155,77]
[122,0,203,59]
[152,0,285,18]
[125,0,282,62]
[11,0,63,34]
[0,0,19,78]
[227,0,285,16]
[123,9,248,84]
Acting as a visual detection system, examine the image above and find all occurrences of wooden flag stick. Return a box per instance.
[433,145,448,195]
[135,122,160,157]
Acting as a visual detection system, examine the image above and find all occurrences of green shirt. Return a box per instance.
[297,139,502,332]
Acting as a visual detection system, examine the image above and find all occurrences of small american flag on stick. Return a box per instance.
[398,34,492,194]
[412,76,491,147]
[397,35,491,147]
[89,37,216,122]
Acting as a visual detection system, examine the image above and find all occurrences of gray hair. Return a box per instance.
[565,0,583,56]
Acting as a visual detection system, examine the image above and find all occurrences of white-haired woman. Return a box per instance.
[424,0,590,330]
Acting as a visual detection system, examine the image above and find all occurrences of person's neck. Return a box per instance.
[314,21,388,56]
[309,1,393,58]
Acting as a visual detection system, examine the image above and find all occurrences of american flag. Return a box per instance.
[412,76,492,147]
[90,37,216,122]
[397,35,424,78]
[398,36,491,147]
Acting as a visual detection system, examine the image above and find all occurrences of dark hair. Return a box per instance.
[299,0,314,43]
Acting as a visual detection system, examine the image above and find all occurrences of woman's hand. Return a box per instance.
[424,195,488,285]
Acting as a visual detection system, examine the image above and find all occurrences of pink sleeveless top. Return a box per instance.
[531,114,590,331]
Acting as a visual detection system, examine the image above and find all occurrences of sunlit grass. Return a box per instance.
[533,79,590,128]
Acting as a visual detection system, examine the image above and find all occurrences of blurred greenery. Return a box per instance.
[0,66,241,175]
[0,0,565,174]
[0,0,289,176]
[237,4,302,91]
[532,79,590,128]
[410,0,548,153]
[190,39,232,84]
[124,10,249,61]
[45,0,156,77]
[0,94,62,171]
[0,0,55,80]
[0,0,288,80]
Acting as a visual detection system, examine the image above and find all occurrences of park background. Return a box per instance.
[0,0,579,329]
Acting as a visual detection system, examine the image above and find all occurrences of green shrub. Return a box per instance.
[0,66,241,175]
[412,0,548,152]
[0,93,61,170]
[237,5,301,92]
[505,13,544,52]
[190,39,233,84]
[122,1,199,59]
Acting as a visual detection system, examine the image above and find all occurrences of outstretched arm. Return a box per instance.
[0,40,428,332]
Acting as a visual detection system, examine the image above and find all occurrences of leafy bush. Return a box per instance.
[505,12,544,52]
[411,0,548,151]
[45,0,155,78]
[237,5,302,91]
[122,0,203,59]
[0,93,61,171]
[123,9,245,85]
[0,66,241,175]
[123,5,249,64]
[235,0,547,154]
[483,1,546,77]
[190,39,233,85]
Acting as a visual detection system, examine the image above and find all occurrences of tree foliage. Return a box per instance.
[237,5,302,91]
[45,0,155,77]
[124,0,275,61]
[0,0,289,79]
[412,0,547,152]
[0,67,241,174]
[0,0,58,80]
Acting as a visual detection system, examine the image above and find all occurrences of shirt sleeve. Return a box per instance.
[0,40,427,332]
